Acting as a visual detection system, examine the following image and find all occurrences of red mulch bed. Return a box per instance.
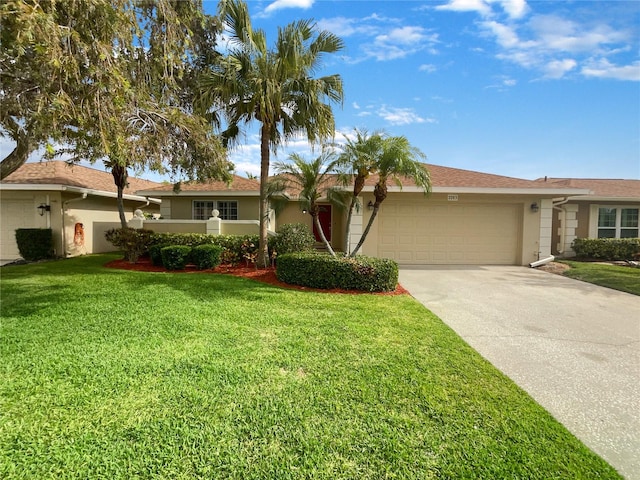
[105,257,408,296]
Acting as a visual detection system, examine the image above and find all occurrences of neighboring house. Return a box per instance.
[0,161,161,262]
[534,177,640,256]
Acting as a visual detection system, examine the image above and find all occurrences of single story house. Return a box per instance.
[534,177,640,256]
[6,161,636,266]
[137,164,601,266]
[0,161,161,262]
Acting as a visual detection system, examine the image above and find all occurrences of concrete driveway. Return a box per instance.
[399,265,640,480]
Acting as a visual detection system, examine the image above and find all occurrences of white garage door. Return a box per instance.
[0,200,36,260]
[378,200,521,265]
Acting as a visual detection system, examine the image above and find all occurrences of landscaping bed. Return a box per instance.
[105,257,408,296]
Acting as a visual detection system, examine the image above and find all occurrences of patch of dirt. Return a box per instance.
[536,261,572,275]
[105,257,408,296]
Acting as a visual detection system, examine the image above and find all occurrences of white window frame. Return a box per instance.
[192,200,238,220]
[589,205,639,239]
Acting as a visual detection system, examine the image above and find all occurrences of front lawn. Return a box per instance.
[0,254,620,479]
[561,260,640,296]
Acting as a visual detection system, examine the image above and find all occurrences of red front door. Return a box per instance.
[313,205,332,242]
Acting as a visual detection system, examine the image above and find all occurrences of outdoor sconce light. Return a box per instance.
[367,201,374,210]
[37,203,51,216]
[530,202,539,213]
[302,209,307,214]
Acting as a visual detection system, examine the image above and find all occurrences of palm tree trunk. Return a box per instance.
[349,203,379,257]
[257,124,271,268]
[313,213,336,257]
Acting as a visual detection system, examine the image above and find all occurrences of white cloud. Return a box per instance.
[377,106,435,126]
[543,58,577,79]
[352,102,361,109]
[264,0,314,15]
[492,0,529,20]
[365,26,439,61]
[581,59,640,81]
[529,15,629,54]
[436,0,492,17]
[419,64,438,73]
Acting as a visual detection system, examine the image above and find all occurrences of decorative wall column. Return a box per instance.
[128,209,145,229]
[348,207,364,255]
[206,209,221,235]
[559,204,579,257]
[538,198,553,258]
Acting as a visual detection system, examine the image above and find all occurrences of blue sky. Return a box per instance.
[6,0,639,181]
[207,0,640,181]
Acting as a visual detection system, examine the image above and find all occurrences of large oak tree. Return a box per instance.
[1,0,232,226]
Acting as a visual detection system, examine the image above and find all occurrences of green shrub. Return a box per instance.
[105,228,154,263]
[272,223,315,256]
[15,228,54,261]
[572,237,640,261]
[192,244,223,270]
[160,245,192,270]
[276,253,399,292]
[148,244,166,266]
[148,233,272,265]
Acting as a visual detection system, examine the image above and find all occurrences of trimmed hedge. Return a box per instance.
[271,223,315,256]
[105,228,155,263]
[192,244,223,270]
[160,245,192,270]
[572,238,640,261]
[276,253,399,292]
[106,230,273,266]
[15,228,54,261]
[148,233,268,266]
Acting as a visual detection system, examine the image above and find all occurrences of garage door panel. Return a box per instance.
[379,200,520,265]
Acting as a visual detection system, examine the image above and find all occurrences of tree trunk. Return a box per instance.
[349,203,380,257]
[111,164,129,228]
[257,124,271,268]
[0,130,31,180]
[312,212,336,257]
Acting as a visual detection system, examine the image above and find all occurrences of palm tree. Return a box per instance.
[350,135,431,257]
[273,152,346,256]
[337,128,385,254]
[198,0,344,267]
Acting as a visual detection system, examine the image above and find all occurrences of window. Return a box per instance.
[192,200,238,220]
[216,201,238,220]
[597,207,639,239]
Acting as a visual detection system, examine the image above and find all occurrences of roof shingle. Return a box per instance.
[2,161,161,194]
[534,178,640,198]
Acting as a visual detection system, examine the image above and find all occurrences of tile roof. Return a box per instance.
[379,163,550,189]
[534,178,640,198]
[139,174,260,193]
[2,161,161,195]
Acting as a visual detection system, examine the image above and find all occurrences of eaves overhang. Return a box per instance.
[0,183,162,204]
[135,189,260,197]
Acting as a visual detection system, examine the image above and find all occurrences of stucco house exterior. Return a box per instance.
[0,161,161,262]
[139,163,592,266]
[534,177,640,257]
[5,161,635,266]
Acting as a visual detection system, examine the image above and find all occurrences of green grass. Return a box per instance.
[0,254,620,479]
[561,260,640,295]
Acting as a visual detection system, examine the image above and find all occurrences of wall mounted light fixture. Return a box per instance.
[37,203,51,216]
[367,201,374,210]
[530,202,539,213]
